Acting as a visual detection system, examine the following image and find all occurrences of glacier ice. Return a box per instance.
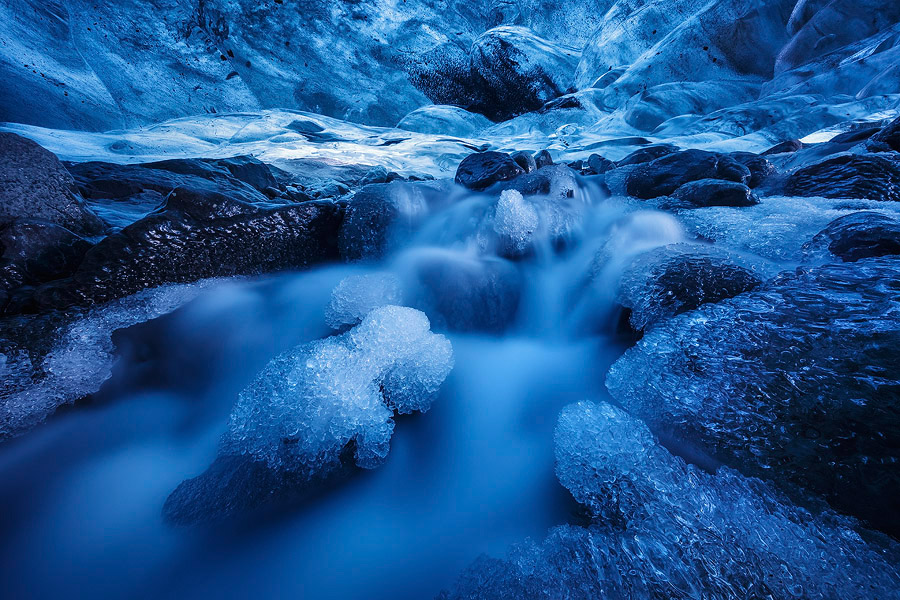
[441,400,900,600]
[493,190,539,257]
[615,243,769,331]
[222,305,453,473]
[606,257,900,535]
[803,211,900,262]
[325,273,404,330]
[0,281,218,439]
[672,195,900,262]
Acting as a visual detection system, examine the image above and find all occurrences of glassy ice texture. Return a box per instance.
[325,273,404,330]
[607,257,900,535]
[2,0,900,597]
[0,281,216,439]
[222,305,453,473]
[493,190,539,256]
[615,242,769,331]
[441,401,900,600]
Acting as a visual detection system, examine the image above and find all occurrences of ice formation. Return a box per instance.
[615,243,771,331]
[441,400,900,600]
[222,305,453,474]
[2,0,900,596]
[493,190,539,256]
[0,281,217,439]
[606,257,900,535]
[324,273,403,330]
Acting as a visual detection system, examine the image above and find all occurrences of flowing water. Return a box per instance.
[0,176,663,599]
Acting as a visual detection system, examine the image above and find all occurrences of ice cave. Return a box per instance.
[1,1,899,598]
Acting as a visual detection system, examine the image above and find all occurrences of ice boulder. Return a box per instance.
[606,257,900,535]
[442,401,900,599]
[804,211,900,262]
[672,195,900,262]
[493,190,539,258]
[325,273,404,330]
[616,243,767,331]
[165,306,453,523]
[625,150,751,199]
[786,154,900,202]
[396,105,492,138]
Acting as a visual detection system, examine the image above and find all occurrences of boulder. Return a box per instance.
[728,152,776,187]
[401,252,522,333]
[616,243,765,331]
[762,139,803,155]
[786,154,900,202]
[339,181,449,260]
[510,151,537,174]
[533,150,554,169]
[455,152,524,191]
[586,154,615,175]
[805,211,900,262]
[0,133,102,235]
[670,179,759,208]
[607,257,900,536]
[27,201,343,311]
[469,27,579,120]
[617,144,679,167]
[867,115,900,153]
[626,150,751,199]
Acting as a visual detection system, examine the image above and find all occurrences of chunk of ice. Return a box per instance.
[324,272,403,330]
[223,305,453,473]
[441,400,900,599]
[493,189,539,255]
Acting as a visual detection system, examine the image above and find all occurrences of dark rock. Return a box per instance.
[510,151,537,173]
[761,139,803,155]
[567,160,584,172]
[828,125,881,146]
[670,179,759,208]
[67,158,292,229]
[534,150,553,169]
[806,211,900,262]
[405,43,496,119]
[404,253,521,333]
[867,116,900,153]
[586,154,615,175]
[455,152,524,191]
[27,201,343,311]
[0,221,92,307]
[339,181,451,260]
[616,244,765,332]
[163,449,357,526]
[785,154,900,202]
[209,156,282,192]
[616,144,679,167]
[487,164,578,200]
[0,133,102,235]
[728,152,776,188]
[537,94,583,113]
[626,150,751,199]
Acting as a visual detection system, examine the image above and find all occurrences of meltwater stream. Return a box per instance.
[0,177,654,599]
